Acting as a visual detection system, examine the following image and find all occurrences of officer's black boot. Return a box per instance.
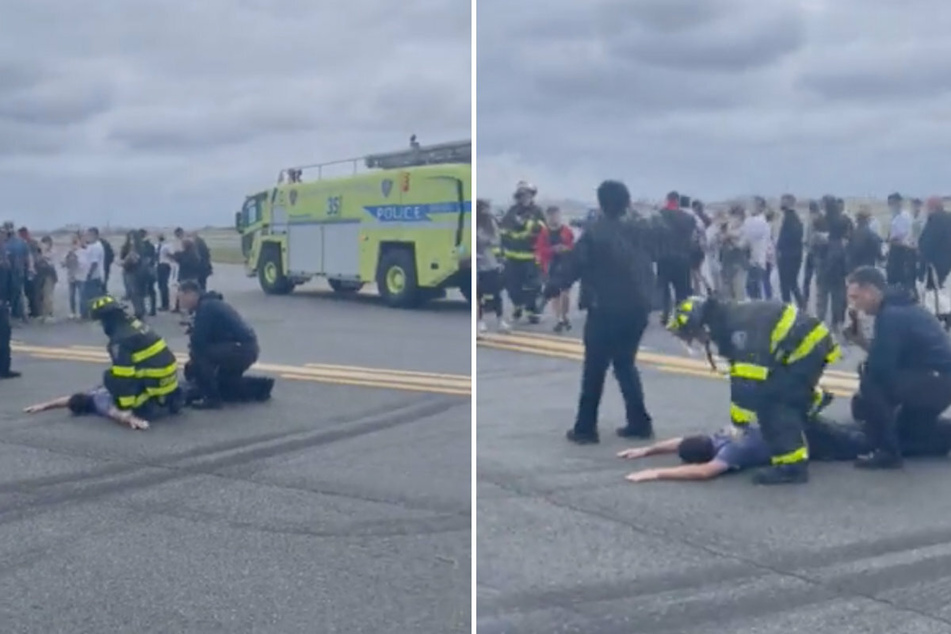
[854,450,903,470]
[566,428,599,445]
[617,425,654,440]
[752,463,809,485]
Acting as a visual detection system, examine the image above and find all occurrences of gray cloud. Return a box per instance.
[0,0,470,229]
[478,0,951,204]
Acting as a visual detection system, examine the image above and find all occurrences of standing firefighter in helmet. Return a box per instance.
[89,295,182,416]
[499,181,545,323]
[667,296,841,485]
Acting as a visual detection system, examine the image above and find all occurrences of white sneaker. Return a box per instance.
[497,318,511,333]
[478,319,488,334]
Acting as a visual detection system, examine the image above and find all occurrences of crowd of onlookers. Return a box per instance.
[476,183,951,335]
[0,222,214,325]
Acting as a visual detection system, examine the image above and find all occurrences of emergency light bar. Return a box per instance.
[364,140,471,169]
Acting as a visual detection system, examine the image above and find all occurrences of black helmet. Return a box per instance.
[88,295,126,320]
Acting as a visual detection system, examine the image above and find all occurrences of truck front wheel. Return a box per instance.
[258,247,294,295]
[376,249,421,308]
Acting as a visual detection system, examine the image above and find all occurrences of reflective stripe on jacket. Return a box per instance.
[107,318,179,410]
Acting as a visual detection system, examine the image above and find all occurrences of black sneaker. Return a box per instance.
[0,371,21,380]
[566,429,599,445]
[854,450,903,470]
[553,320,566,333]
[752,463,809,485]
[563,319,572,332]
[617,426,654,440]
[527,314,540,325]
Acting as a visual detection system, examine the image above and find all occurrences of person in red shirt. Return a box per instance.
[536,206,575,332]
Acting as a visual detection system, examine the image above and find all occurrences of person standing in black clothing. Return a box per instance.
[775,194,804,307]
[656,190,697,325]
[138,230,158,316]
[847,209,883,272]
[802,201,823,309]
[918,197,951,289]
[0,231,20,379]
[544,180,656,444]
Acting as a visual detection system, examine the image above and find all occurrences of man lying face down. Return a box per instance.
[24,386,150,430]
[620,415,951,483]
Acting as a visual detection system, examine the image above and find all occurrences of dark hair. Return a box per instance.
[597,180,631,218]
[666,191,680,203]
[847,266,886,290]
[67,393,95,415]
[678,435,716,464]
[179,279,202,294]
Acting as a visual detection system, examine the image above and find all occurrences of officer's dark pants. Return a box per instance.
[0,303,12,375]
[805,417,951,461]
[504,259,540,315]
[852,368,951,458]
[477,269,503,318]
[23,277,38,318]
[656,257,691,322]
[191,342,260,402]
[575,309,652,435]
[777,256,804,306]
[759,352,827,464]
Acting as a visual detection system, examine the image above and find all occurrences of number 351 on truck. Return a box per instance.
[234,139,471,308]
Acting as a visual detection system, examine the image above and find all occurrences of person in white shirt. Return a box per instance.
[80,227,106,319]
[156,234,178,311]
[741,199,772,299]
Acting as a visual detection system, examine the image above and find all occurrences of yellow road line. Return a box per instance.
[477,335,859,394]
[16,344,470,396]
[480,331,861,381]
[280,373,470,396]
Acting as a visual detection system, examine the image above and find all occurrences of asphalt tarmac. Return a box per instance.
[477,305,951,634]
[1,265,472,633]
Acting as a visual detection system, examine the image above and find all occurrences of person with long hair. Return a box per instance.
[476,200,510,334]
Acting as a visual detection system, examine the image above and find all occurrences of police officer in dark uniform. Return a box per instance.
[177,280,272,409]
[89,295,181,416]
[544,180,656,444]
[0,229,20,380]
[668,295,841,484]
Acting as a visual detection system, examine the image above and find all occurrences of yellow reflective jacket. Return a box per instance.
[105,318,179,410]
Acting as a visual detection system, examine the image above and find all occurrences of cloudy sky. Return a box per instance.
[478,0,951,207]
[0,0,470,230]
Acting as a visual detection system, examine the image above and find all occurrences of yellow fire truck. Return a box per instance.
[234,139,471,307]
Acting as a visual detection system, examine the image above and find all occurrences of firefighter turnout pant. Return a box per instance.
[729,304,841,466]
[504,258,541,316]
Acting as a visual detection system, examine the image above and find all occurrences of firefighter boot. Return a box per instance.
[752,463,809,485]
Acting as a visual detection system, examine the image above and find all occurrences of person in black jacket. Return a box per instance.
[178,280,272,408]
[544,180,656,444]
[844,266,951,469]
[775,194,804,307]
[655,190,698,324]
[847,209,882,271]
[918,197,951,289]
[0,230,20,379]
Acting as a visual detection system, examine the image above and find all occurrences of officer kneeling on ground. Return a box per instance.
[89,295,182,419]
[843,266,951,469]
[667,296,841,485]
[177,280,273,409]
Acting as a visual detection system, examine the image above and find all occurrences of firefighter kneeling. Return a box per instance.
[89,295,183,418]
[668,296,841,485]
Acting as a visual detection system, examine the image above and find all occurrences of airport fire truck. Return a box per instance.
[234,139,471,307]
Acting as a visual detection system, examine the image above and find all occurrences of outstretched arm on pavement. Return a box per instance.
[23,396,71,413]
[626,461,729,483]
[105,407,150,430]
[617,437,683,460]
